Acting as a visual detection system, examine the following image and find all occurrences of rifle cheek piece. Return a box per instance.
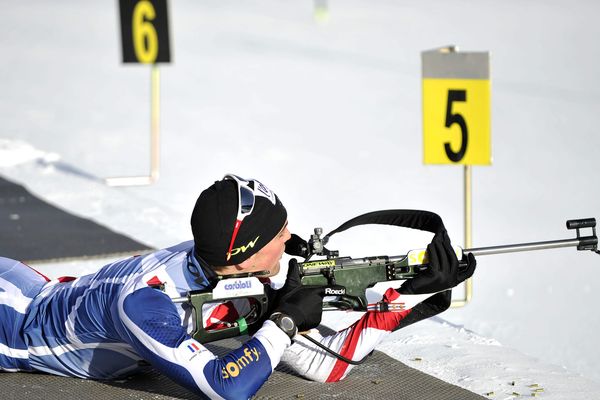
[175,276,270,344]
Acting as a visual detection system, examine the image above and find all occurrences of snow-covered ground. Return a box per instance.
[2,1,600,398]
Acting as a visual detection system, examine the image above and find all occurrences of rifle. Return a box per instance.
[300,217,599,312]
[173,211,598,344]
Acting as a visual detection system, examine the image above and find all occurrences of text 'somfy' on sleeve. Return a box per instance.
[117,287,289,400]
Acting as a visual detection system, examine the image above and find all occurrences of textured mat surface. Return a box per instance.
[0,176,152,263]
[0,338,485,400]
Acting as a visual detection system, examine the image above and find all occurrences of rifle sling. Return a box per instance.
[324,209,446,243]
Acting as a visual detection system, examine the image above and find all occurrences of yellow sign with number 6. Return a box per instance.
[422,50,491,165]
[119,0,171,64]
[132,1,159,63]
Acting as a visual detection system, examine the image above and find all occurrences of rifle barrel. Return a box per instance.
[465,238,583,256]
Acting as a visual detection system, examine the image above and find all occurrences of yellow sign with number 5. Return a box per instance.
[422,50,491,165]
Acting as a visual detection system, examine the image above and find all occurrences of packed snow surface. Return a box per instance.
[2,1,600,399]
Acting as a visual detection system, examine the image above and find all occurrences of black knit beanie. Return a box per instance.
[191,176,287,267]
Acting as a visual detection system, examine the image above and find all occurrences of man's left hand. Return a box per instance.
[398,230,476,295]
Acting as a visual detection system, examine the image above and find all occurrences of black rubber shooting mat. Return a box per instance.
[0,338,486,400]
[0,176,152,263]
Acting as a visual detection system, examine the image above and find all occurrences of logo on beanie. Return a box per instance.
[226,235,260,260]
[254,181,276,205]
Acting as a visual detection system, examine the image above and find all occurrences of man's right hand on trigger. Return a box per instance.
[272,259,325,332]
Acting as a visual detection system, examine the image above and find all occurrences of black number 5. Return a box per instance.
[444,90,468,162]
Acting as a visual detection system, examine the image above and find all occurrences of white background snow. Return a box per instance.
[1,1,600,399]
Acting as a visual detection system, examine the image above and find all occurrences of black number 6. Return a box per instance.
[444,90,468,162]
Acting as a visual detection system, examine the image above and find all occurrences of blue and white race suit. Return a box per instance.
[0,242,441,399]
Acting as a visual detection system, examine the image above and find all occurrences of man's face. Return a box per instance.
[238,223,291,277]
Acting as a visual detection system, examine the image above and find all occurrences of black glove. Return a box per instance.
[280,258,303,292]
[272,259,325,331]
[398,230,476,295]
[285,234,309,258]
[252,259,310,336]
[264,258,302,314]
